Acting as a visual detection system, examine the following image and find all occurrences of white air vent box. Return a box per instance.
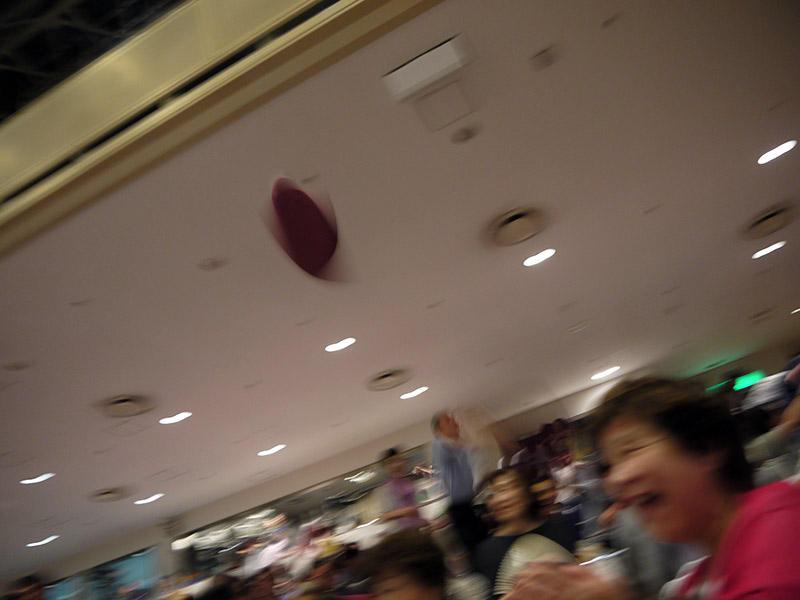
[383,35,472,102]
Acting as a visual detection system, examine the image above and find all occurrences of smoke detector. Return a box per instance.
[95,395,154,418]
[367,369,412,391]
[90,487,131,503]
[487,208,546,246]
[741,201,795,240]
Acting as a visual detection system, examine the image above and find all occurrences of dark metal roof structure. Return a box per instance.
[0,0,185,123]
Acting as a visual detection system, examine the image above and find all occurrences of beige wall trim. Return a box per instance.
[0,0,443,258]
[0,0,321,201]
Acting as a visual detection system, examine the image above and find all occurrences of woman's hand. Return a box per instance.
[502,562,634,600]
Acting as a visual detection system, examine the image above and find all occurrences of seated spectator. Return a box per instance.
[504,377,800,600]
[330,543,368,596]
[528,474,581,549]
[742,387,800,484]
[308,557,335,594]
[529,474,561,516]
[363,530,447,600]
[246,568,276,600]
[473,468,575,599]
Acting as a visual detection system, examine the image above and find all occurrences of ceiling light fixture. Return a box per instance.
[258,444,286,457]
[20,473,55,485]
[159,412,192,425]
[134,493,164,505]
[591,366,621,380]
[757,140,796,164]
[751,241,786,259]
[27,535,59,547]
[325,338,356,352]
[792,308,800,315]
[400,386,429,400]
[523,248,556,267]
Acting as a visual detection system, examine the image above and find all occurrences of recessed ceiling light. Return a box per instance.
[159,411,192,425]
[751,241,786,259]
[27,535,59,548]
[258,444,286,457]
[400,386,429,400]
[523,248,556,267]
[134,493,164,505]
[757,140,796,164]
[325,338,356,352]
[591,366,621,380]
[792,308,800,315]
[20,473,55,485]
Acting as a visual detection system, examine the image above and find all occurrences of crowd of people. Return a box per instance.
[8,361,800,600]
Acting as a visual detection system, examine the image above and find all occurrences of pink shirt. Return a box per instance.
[678,481,800,600]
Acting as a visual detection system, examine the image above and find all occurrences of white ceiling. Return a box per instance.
[2,0,800,580]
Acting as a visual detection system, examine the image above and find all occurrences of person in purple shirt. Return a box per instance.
[378,448,427,531]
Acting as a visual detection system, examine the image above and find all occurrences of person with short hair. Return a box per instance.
[430,411,486,553]
[503,377,800,600]
[364,530,448,600]
[246,568,276,600]
[473,467,575,599]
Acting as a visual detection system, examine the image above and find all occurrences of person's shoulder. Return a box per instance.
[741,481,800,519]
[720,482,800,589]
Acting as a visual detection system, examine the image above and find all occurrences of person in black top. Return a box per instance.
[472,467,578,599]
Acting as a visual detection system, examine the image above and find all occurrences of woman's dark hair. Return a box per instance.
[363,530,446,590]
[479,466,541,520]
[591,377,753,493]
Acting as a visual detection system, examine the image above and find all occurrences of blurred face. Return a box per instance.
[599,416,722,544]
[373,574,442,600]
[436,413,459,440]
[485,472,531,525]
[384,455,407,478]
[530,478,557,513]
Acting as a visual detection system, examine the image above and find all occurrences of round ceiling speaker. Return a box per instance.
[367,368,412,391]
[90,487,131,503]
[95,395,154,418]
[488,208,546,246]
[741,200,795,240]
